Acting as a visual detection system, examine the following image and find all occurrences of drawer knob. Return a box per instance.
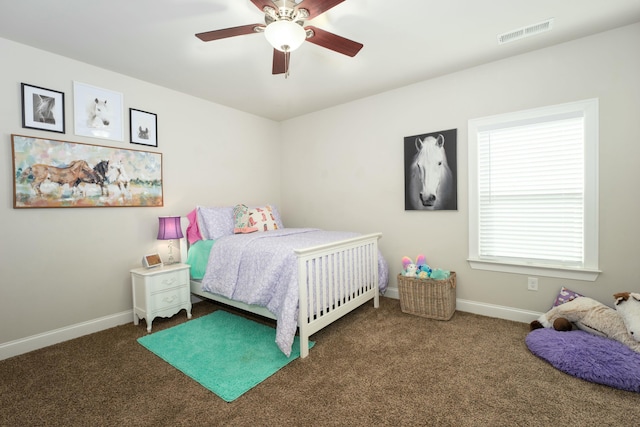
[161,278,177,287]
[162,295,177,303]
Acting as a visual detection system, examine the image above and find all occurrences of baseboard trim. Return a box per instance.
[383,286,542,324]
[0,310,132,361]
[455,298,542,323]
[2,292,543,361]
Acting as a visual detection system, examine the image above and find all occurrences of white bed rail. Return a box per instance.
[296,233,381,358]
[179,217,382,359]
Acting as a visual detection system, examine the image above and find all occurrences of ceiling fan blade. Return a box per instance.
[195,24,262,42]
[305,26,363,57]
[250,0,274,12]
[272,49,288,75]
[296,0,346,19]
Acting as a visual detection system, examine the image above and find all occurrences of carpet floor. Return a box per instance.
[1,297,638,426]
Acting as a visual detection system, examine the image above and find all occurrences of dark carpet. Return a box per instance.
[1,297,638,426]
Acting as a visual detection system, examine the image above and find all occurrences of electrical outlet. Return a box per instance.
[527,277,538,291]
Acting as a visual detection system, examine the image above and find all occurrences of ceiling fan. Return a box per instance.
[195,0,363,77]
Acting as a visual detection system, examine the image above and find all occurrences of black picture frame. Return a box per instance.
[404,128,458,211]
[130,108,158,147]
[21,83,65,134]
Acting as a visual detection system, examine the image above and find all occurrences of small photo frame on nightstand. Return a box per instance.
[142,253,163,269]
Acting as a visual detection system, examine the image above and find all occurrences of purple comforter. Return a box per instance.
[201,228,388,356]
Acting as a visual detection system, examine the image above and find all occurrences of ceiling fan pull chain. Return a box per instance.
[284,47,290,78]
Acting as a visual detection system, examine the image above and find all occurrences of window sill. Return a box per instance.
[467,259,600,281]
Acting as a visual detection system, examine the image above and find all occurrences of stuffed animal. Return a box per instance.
[416,254,432,277]
[417,270,429,279]
[401,256,418,277]
[530,292,640,353]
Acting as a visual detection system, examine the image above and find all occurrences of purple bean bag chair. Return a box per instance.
[526,328,640,393]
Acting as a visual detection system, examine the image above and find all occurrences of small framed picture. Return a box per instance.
[130,108,158,147]
[21,83,65,133]
[142,253,163,268]
[73,81,124,142]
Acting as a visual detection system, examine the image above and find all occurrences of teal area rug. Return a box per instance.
[137,310,313,402]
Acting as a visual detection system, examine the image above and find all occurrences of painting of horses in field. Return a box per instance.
[12,135,163,208]
[404,129,457,211]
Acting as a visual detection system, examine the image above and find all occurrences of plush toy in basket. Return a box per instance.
[399,255,456,320]
[401,255,449,280]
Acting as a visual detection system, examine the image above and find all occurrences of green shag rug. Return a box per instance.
[137,310,313,402]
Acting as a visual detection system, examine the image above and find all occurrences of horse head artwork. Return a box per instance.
[87,98,111,128]
[407,134,455,210]
[33,94,56,124]
[138,126,149,140]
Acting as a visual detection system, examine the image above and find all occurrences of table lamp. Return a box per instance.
[157,216,184,265]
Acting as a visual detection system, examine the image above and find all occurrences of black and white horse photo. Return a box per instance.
[404,129,457,211]
[33,94,56,124]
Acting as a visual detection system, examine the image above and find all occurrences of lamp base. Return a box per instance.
[165,239,177,265]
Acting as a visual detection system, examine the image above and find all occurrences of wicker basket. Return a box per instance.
[397,272,456,320]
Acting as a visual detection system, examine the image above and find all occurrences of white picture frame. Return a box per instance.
[73,81,124,141]
[142,253,163,269]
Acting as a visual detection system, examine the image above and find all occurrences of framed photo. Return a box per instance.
[142,253,163,268]
[21,83,65,134]
[73,81,124,141]
[404,128,458,211]
[11,134,163,209]
[130,108,158,147]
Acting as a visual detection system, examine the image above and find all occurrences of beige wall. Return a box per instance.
[0,38,281,346]
[280,23,640,313]
[2,23,639,356]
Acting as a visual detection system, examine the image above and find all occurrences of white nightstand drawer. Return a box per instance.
[151,288,189,310]
[131,263,192,332]
[147,270,186,292]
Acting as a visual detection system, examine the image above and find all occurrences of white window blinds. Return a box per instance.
[477,114,584,266]
[468,99,599,280]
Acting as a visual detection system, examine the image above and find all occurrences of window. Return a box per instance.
[468,99,600,280]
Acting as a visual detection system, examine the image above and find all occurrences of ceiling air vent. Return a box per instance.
[498,18,554,45]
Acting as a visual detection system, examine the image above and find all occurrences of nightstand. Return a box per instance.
[131,263,192,332]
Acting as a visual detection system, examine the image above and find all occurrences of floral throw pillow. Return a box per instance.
[233,204,258,234]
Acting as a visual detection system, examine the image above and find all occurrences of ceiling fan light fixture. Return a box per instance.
[264,20,306,52]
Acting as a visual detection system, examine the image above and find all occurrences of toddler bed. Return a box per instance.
[179,205,389,358]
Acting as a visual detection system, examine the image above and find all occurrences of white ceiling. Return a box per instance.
[1,0,639,121]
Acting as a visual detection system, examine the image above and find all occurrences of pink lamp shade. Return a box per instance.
[157,216,184,240]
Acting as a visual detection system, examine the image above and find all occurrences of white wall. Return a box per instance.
[280,23,640,314]
[0,38,281,352]
[2,23,640,359]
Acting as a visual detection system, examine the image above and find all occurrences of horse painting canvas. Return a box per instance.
[12,135,163,208]
[404,129,457,211]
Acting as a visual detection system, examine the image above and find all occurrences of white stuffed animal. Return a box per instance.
[530,292,640,353]
[401,256,418,277]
